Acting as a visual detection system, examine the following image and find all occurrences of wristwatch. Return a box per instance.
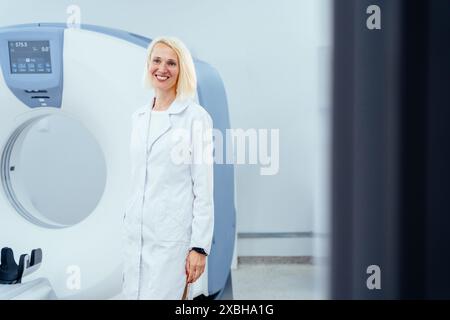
[191,247,208,256]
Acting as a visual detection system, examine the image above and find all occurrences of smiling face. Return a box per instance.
[148,43,180,93]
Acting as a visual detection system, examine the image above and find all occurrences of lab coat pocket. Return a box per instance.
[157,204,190,243]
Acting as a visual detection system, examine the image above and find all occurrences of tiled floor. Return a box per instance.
[231,262,322,300]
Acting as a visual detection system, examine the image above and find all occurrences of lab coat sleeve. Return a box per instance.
[189,112,215,255]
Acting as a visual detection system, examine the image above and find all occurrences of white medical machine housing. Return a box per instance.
[0,23,236,299]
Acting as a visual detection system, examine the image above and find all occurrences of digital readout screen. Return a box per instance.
[8,40,52,74]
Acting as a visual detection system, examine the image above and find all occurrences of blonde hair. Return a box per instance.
[142,36,197,100]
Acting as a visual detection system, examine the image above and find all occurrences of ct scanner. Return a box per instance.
[0,23,236,299]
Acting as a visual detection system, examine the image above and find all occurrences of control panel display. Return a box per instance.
[8,41,52,74]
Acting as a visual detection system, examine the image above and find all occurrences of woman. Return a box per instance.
[122,37,214,300]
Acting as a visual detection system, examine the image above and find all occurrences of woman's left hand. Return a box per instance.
[185,250,206,284]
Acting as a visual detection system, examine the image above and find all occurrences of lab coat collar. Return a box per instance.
[135,95,191,154]
[166,96,191,114]
[137,95,190,116]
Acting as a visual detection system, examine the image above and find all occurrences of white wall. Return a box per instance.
[0,0,333,257]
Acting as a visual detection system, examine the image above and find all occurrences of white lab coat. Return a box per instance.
[122,95,214,299]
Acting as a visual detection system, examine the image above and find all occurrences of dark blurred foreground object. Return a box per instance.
[0,247,42,284]
[332,0,450,299]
